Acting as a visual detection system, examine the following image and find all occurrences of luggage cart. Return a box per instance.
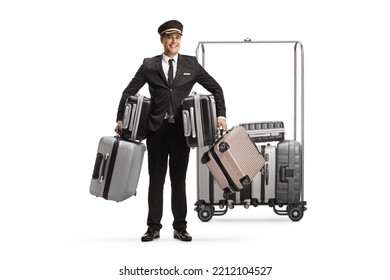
[194,39,307,222]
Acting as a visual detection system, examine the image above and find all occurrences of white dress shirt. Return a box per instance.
[161,53,226,122]
[162,53,178,81]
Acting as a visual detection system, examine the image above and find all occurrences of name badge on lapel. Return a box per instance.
[183,72,191,76]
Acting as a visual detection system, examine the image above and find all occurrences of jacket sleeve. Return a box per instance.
[116,63,146,122]
[195,59,226,118]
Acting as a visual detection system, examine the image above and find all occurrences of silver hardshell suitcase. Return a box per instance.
[90,136,145,202]
[251,144,277,205]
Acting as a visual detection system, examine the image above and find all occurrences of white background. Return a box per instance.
[1,0,389,279]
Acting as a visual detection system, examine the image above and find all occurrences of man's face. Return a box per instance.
[161,33,182,57]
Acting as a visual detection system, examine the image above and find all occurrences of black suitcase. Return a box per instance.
[181,92,218,148]
[121,94,151,141]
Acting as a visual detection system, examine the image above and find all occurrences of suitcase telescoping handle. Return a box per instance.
[182,110,191,137]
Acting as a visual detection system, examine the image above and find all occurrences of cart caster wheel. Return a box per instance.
[288,206,304,222]
[223,191,230,199]
[198,206,213,222]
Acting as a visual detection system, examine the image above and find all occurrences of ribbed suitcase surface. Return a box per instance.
[202,126,265,194]
[90,136,145,202]
[240,121,285,143]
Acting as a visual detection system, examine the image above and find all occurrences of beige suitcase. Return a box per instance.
[201,126,265,198]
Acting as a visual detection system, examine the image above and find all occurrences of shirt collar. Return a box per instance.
[162,53,179,63]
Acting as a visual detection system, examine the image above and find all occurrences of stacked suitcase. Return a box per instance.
[89,94,149,202]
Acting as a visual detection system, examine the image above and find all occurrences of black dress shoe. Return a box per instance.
[173,229,192,242]
[141,228,160,242]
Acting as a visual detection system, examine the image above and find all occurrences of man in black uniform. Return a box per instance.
[115,20,227,242]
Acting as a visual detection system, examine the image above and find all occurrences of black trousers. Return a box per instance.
[146,120,190,231]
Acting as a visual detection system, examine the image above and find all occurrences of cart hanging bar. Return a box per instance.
[195,39,305,201]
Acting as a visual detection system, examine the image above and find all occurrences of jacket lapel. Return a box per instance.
[172,54,183,88]
[155,55,169,87]
[155,54,186,88]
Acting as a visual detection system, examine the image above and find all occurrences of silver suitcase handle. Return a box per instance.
[182,110,191,137]
[190,107,196,138]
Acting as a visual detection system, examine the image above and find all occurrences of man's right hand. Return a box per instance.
[115,121,123,134]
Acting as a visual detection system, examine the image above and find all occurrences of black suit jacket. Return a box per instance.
[117,54,226,131]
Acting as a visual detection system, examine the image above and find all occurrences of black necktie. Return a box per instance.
[167,59,175,122]
[168,59,174,87]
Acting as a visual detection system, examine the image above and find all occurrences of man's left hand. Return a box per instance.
[217,118,228,132]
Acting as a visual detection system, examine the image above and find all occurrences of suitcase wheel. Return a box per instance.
[201,153,210,164]
[223,191,231,199]
[198,206,213,222]
[239,175,251,188]
[288,205,304,222]
[218,142,230,153]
